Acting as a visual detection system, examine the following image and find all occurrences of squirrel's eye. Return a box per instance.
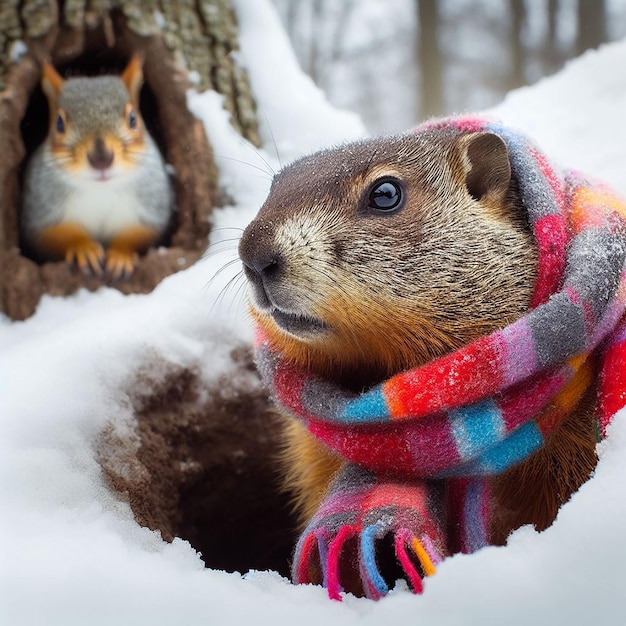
[368,179,403,213]
[128,109,137,129]
[55,113,65,134]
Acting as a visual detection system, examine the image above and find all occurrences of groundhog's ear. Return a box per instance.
[121,54,144,104]
[460,132,511,201]
[41,62,64,101]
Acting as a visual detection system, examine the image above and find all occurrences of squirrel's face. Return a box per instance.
[41,58,147,183]
[239,131,537,383]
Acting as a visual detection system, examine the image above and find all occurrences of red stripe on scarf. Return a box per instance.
[308,417,460,477]
[275,359,314,420]
[531,213,568,308]
[384,335,505,419]
[598,338,626,436]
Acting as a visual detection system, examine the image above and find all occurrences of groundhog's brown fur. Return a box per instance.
[239,129,598,555]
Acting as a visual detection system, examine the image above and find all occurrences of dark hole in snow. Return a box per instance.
[98,346,297,576]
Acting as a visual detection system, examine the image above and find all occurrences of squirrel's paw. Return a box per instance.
[65,240,105,276]
[105,248,139,280]
[293,467,446,600]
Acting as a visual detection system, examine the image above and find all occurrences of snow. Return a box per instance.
[9,40,28,63]
[496,43,626,188]
[2,0,626,623]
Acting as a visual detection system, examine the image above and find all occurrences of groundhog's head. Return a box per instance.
[239,130,537,386]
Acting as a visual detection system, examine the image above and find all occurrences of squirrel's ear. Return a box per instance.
[458,132,511,202]
[41,62,64,101]
[121,54,144,103]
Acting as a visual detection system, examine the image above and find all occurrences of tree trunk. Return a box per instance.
[543,0,562,74]
[308,0,324,84]
[577,0,606,55]
[326,0,355,86]
[0,0,260,320]
[417,0,443,119]
[509,0,526,90]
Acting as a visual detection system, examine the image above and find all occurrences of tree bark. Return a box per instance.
[577,0,607,55]
[542,0,562,74]
[548,0,559,49]
[509,0,526,90]
[0,0,260,320]
[417,0,443,119]
[308,0,324,84]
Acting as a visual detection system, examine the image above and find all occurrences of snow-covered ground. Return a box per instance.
[2,1,626,624]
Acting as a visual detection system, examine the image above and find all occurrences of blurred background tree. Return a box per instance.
[272,0,620,132]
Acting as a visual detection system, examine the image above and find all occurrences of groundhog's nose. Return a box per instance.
[242,250,283,283]
[239,222,284,308]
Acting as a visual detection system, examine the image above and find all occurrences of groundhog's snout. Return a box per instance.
[239,217,331,338]
[238,220,285,310]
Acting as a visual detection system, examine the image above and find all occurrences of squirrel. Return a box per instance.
[21,55,173,279]
[238,119,613,597]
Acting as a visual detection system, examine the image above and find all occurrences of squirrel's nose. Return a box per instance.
[87,137,114,171]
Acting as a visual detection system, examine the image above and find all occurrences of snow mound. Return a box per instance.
[2,1,626,623]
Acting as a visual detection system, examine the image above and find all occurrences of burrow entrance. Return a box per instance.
[98,346,298,576]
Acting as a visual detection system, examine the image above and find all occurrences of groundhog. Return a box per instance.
[238,115,626,599]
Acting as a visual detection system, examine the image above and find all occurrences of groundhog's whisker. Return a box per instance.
[203,257,243,293]
[212,269,242,306]
[228,272,249,317]
[214,154,274,179]
[202,238,242,260]
[304,255,388,288]
[227,125,277,177]
[208,269,246,319]
[211,226,245,233]
[262,109,283,170]
[302,260,338,287]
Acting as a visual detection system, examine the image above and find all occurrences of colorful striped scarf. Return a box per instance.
[254,116,626,599]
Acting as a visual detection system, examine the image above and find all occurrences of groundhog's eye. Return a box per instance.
[128,108,137,129]
[368,179,403,213]
[55,113,65,134]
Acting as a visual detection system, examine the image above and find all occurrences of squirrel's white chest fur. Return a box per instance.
[63,176,145,242]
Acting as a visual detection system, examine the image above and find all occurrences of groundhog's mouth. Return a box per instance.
[270,308,330,338]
